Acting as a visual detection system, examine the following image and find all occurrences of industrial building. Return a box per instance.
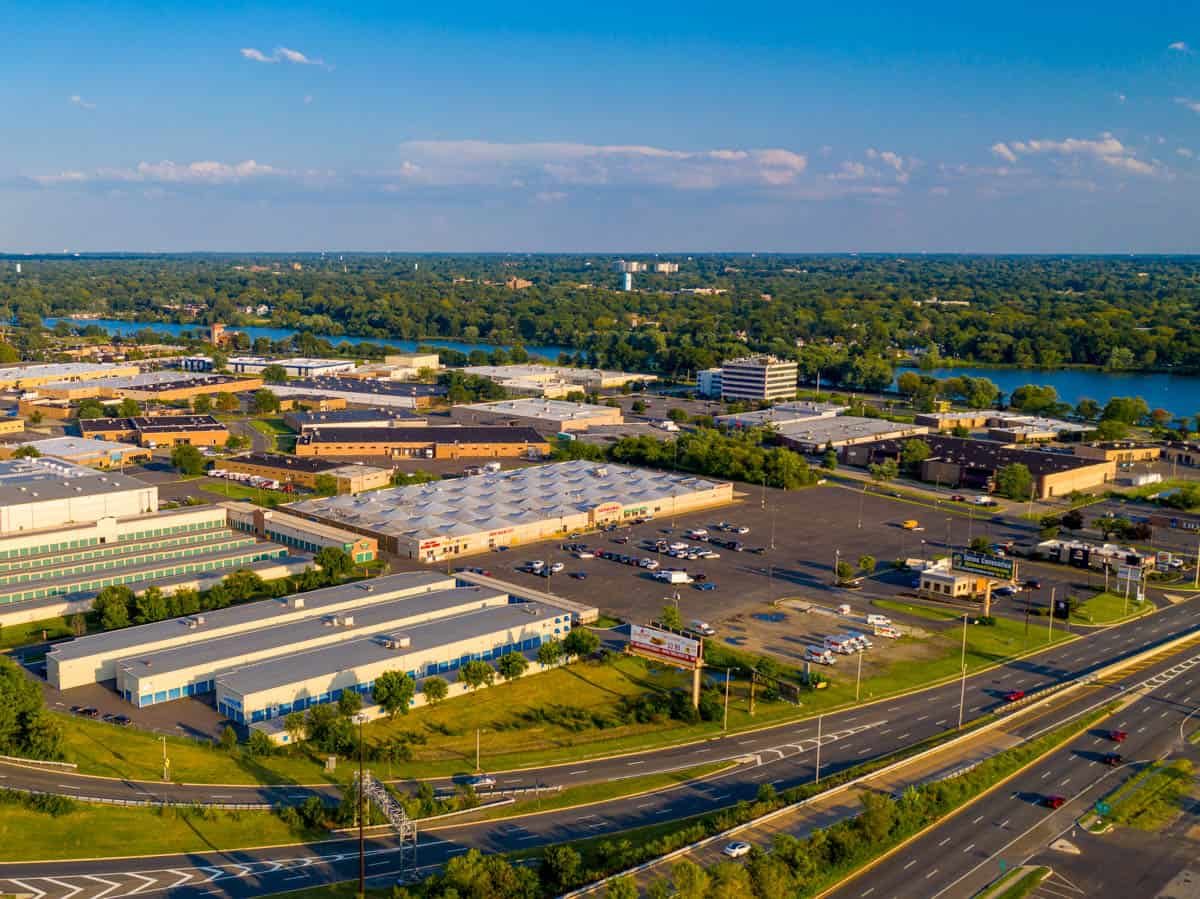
[17,397,74,421]
[842,434,1117,499]
[221,453,392,494]
[287,459,734,561]
[47,571,456,689]
[120,585,512,709]
[775,416,930,453]
[269,377,447,409]
[454,364,657,395]
[715,401,848,430]
[0,418,24,436]
[38,371,263,402]
[337,353,441,381]
[1072,442,1162,464]
[282,407,425,432]
[0,436,151,468]
[79,415,230,447]
[449,398,624,433]
[274,394,348,413]
[0,362,141,390]
[697,368,723,399]
[914,411,1092,442]
[226,356,358,378]
[216,600,566,726]
[0,458,157,536]
[294,425,550,460]
[719,356,798,402]
[220,501,378,562]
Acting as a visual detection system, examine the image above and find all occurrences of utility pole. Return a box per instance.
[357,714,365,899]
[748,668,757,716]
[761,474,766,510]
[855,649,864,702]
[833,548,840,585]
[723,667,731,731]
[770,506,777,550]
[957,613,968,729]
[161,736,169,782]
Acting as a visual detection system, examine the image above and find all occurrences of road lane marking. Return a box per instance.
[903,859,917,870]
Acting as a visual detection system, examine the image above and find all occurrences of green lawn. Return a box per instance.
[199,477,298,507]
[592,614,623,628]
[1110,479,1196,502]
[0,799,321,861]
[0,614,79,650]
[1070,591,1151,625]
[1101,759,1193,830]
[248,418,297,452]
[983,866,1051,899]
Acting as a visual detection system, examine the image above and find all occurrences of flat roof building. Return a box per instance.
[226,357,358,378]
[287,459,734,561]
[716,401,848,430]
[697,368,722,399]
[720,355,798,402]
[79,415,229,447]
[0,436,151,468]
[454,364,657,394]
[283,408,425,432]
[220,453,392,494]
[117,585,509,707]
[47,571,456,689]
[1073,442,1162,464]
[449,398,624,433]
[38,371,262,402]
[270,378,447,409]
[216,600,568,725]
[0,362,141,390]
[220,501,378,562]
[294,426,550,460]
[775,416,929,453]
[0,458,157,536]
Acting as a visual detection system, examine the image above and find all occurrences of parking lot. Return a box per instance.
[400,483,1052,632]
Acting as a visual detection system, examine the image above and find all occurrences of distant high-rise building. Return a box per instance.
[720,355,798,402]
[622,272,633,292]
[614,260,647,273]
[697,368,723,398]
[653,262,679,274]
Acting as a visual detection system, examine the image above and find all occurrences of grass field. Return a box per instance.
[0,799,320,861]
[1070,591,1151,625]
[1102,759,1193,830]
[0,614,78,650]
[248,418,297,452]
[983,866,1051,899]
[199,477,296,507]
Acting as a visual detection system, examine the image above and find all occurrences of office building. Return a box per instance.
[696,368,723,398]
[287,459,734,561]
[720,356,798,402]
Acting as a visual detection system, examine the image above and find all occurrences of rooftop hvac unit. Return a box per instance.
[338,614,354,627]
[381,634,411,649]
[289,596,306,609]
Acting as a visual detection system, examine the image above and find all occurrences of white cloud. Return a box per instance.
[1177,147,1195,158]
[1168,41,1191,53]
[240,46,326,67]
[534,191,567,203]
[28,171,88,186]
[1176,97,1200,114]
[390,140,808,190]
[990,132,1162,177]
[28,159,293,188]
[69,94,95,110]
[1115,93,1127,104]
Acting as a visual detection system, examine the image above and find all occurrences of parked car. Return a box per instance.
[1024,579,1042,590]
[995,586,1016,597]
[569,572,587,580]
[734,526,750,535]
[722,841,751,858]
[113,715,132,727]
[696,582,717,591]
[529,560,546,571]
[549,562,565,573]
[950,494,966,502]
[690,620,716,636]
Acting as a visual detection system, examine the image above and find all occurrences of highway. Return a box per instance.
[0,601,1197,896]
[824,642,1200,899]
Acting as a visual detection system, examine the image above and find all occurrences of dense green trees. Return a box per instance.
[170,443,205,475]
[373,671,417,717]
[0,657,63,760]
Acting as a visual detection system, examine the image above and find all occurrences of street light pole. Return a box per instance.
[815,714,823,784]
[957,613,968,729]
[855,649,864,702]
[833,548,840,585]
[723,667,731,731]
[857,483,866,529]
[161,736,169,782]
[357,714,365,898]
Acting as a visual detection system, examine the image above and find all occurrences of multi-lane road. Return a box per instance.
[1,590,1198,896]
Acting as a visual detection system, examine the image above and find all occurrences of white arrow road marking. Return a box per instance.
[42,878,84,899]
[6,880,46,899]
[197,866,226,882]
[122,873,159,895]
[164,870,195,889]
[83,876,122,899]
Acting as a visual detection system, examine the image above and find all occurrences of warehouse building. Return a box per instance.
[274,395,348,413]
[288,459,734,561]
[455,364,657,394]
[220,453,392,494]
[47,571,456,689]
[220,501,378,562]
[338,353,441,381]
[17,397,74,421]
[38,371,263,402]
[1073,442,1162,464]
[79,415,229,447]
[282,407,425,432]
[118,585,509,707]
[294,425,549,460]
[842,434,1116,499]
[0,458,157,536]
[0,362,140,390]
[720,355,798,402]
[449,398,624,433]
[270,377,447,409]
[0,418,25,436]
[775,416,929,453]
[715,400,847,430]
[226,356,358,378]
[0,436,151,468]
[216,600,567,725]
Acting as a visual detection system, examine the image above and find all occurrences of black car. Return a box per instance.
[1024,579,1043,590]
[1102,752,1123,767]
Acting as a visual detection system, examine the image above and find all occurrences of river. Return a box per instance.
[41,317,572,361]
[900,365,1199,418]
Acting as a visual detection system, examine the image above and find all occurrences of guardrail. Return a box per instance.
[4,786,271,811]
[561,623,1200,897]
[0,754,77,770]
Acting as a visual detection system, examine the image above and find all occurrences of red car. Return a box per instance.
[1109,730,1127,743]
[1042,795,1065,809]
[1004,690,1026,702]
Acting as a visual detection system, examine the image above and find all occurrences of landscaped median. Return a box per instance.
[1085,758,1193,832]
[1069,590,1152,626]
[975,865,1052,899]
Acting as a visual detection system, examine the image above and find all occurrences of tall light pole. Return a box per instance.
[357,713,366,898]
[833,548,840,585]
[945,517,952,550]
[855,649,864,702]
[723,667,731,731]
[814,714,823,784]
[857,483,867,530]
[160,735,169,782]
[957,613,968,729]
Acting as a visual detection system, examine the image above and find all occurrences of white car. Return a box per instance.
[468,774,496,788]
[549,562,565,574]
[723,841,752,858]
[686,528,708,538]
[529,560,546,571]
[699,551,720,559]
[574,551,595,559]
[669,542,688,552]
[735,526,751,535]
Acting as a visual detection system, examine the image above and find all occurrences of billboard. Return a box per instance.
[630,624,701,665]
[952,550,1015,580]
[1156,551,1172,573]
[1117,564,1141,583]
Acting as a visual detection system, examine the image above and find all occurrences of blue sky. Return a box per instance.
[2,0,1198,252]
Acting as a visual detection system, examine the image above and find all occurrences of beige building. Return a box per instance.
[450,398,625,433]
[222,453,392,494]
[0,362,140,390]
[1074,442,1162,464]
[720,355,798,402]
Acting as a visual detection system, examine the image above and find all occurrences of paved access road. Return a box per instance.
[825,646,1200,899]
[2,611,1200,897]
